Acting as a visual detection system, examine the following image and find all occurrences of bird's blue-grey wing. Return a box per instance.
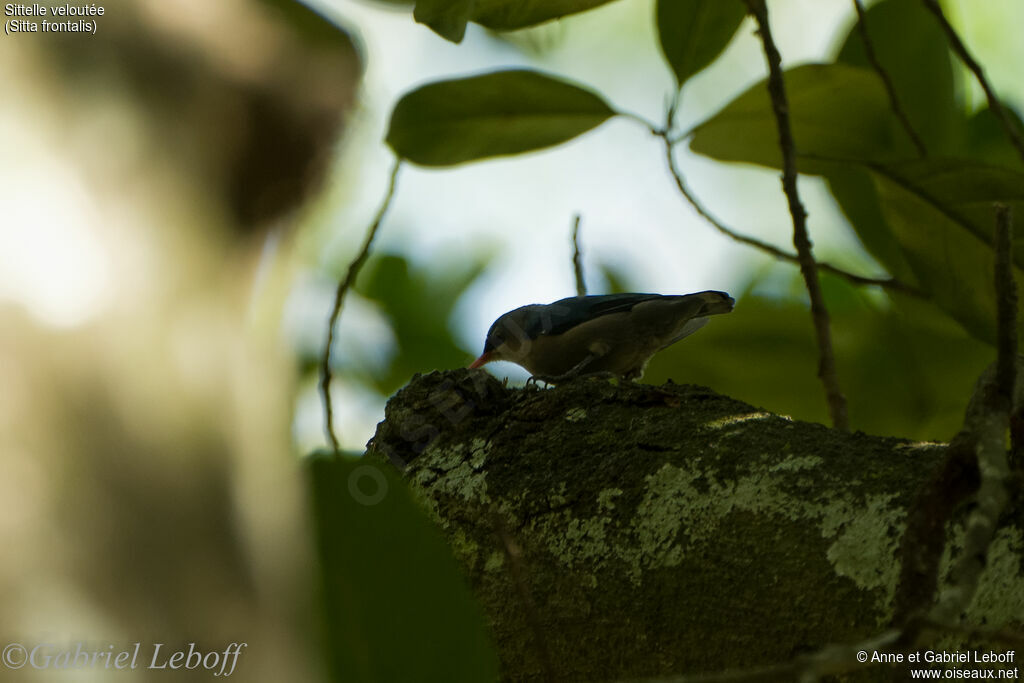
[534,293,665,337]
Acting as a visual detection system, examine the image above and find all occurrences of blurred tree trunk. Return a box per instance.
[0,2,360,680]
[369,370,1024,682]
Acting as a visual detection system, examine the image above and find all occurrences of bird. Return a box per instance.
[469,291,734,383]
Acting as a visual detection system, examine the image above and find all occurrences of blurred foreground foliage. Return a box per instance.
[306,453,499,682]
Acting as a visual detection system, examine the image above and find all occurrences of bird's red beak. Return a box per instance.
[469,352,492,369]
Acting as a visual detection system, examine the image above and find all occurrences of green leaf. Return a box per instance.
[823,167,918,285]
[414,0,620,42]
[474,0,620,30]
[966,106,1024,171]
[386,70,615,167]
[656,0,746,87]
[689,63,915,174]
[307,453,499,683]
[836,0,960,155]
[826,0,961,283]
[413,0,476,42]
[870,159,1024,343]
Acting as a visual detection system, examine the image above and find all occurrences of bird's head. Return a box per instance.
[469,305,543,369]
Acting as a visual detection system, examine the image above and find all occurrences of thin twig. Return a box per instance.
[571,214,587,296]
[851,0,928,157]
[745,0,849,431]
[320,159,402,454]
[921,0,1024,164]
[659,136,918,294]
[929,204,1014,624]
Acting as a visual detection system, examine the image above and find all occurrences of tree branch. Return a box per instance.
[491,510,555,683]
[851,0,928,157]
[921,0,1024,164]
[374,371,1024,682]
[894,205,1016,635]
[320,159,402,453]
[929,204,1015,622]
[744,0,849,431]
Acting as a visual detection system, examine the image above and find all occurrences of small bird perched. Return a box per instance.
[469,291,734,382]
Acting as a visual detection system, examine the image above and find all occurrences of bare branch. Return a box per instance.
[921,0,1024,164]
[744,0,849,431]
[893,205,1016,632]
[571,214,587,296]
[928,204,1014,624]
[851,0,928,157]
[320,159,402,454]
[659,136,919,294]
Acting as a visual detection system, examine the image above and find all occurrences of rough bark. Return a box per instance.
[367,370,1024,682]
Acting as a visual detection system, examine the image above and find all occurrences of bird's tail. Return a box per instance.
[660,291,734,347]
[689,290,735,316]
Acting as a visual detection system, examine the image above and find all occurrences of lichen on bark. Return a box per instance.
[367,369,1024,682]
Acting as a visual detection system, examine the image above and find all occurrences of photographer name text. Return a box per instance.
[2,641,247,677]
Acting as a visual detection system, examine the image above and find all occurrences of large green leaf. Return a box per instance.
[656,0,746,87]
[871,159,1024,344]
[386,70,616,167]
[824,166,918,285]
[307,453,499,683]
[836,0,960,155]
[414,0,620,43]
[412,0,476,42]
[825,0,960,285]
[689,63,915,174]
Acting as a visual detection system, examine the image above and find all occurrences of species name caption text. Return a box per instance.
[857,649,1019,679]
[5,4,104,35]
